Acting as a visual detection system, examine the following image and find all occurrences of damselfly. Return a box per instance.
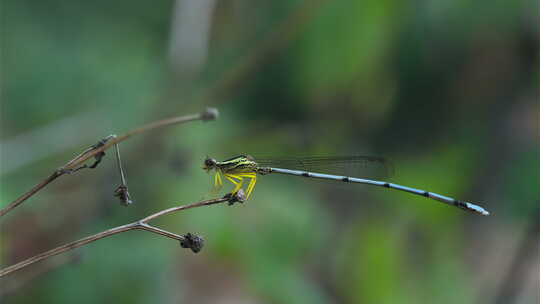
[203,155,489,216]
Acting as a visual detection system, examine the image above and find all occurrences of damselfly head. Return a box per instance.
[203,157,217,171]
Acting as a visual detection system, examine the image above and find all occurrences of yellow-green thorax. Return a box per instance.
[214,155,259,174]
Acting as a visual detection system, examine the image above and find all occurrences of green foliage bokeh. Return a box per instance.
[2,0,538,303]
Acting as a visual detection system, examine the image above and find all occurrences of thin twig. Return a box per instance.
[0,172,63,217]
[113,139,133,206]
[0,253,81,298]
[0,108,218,218]
[0,195,234,277]
[114,141,127,187]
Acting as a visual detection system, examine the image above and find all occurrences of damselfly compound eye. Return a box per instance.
[204,158,217,168]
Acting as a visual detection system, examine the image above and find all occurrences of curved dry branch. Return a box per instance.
[0,194,239,278]
[0,108,219,218]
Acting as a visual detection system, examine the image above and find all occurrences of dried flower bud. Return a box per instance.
[201,108,219,121]
[114,185,133,206]
[180,233,205,253]
[224,189,246,206]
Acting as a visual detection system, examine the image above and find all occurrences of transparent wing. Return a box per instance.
[253,155,394,178]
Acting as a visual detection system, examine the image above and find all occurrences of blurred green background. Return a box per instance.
[1,0,539,303]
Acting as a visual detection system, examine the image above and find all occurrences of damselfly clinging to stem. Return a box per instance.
[203,155,490,216]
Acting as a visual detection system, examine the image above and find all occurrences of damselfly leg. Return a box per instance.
[223,173,257,199]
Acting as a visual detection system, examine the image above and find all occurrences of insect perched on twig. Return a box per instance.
[203,154,489,216]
